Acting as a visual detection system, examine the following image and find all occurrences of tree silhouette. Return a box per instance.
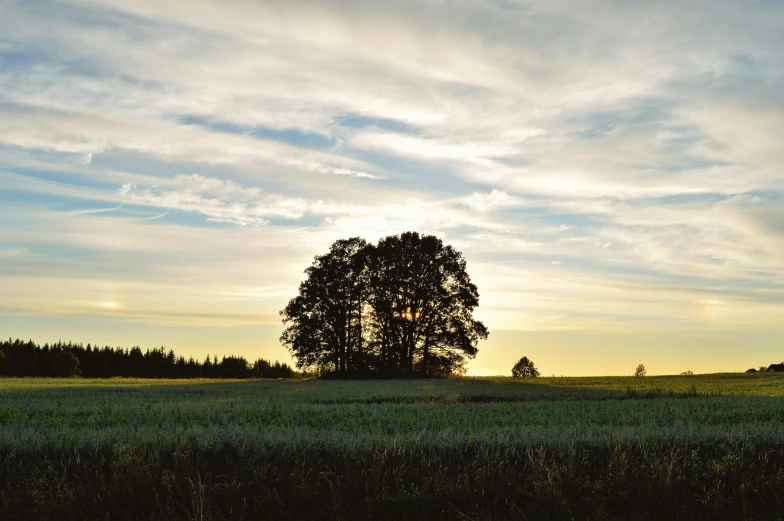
[281,238,370,373]
[511,356,539,378]
[51,350,81,377]
[634,364,646,377]
[220,356,250,378]
[365,232,487,375]
[281,232,488,377]
[252,358,296,378]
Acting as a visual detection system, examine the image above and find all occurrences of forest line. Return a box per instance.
[0,338,297,379]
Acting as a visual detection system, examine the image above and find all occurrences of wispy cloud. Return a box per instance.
[0,247,28,257]
[119,176,306,225]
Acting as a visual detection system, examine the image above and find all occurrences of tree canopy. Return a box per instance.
[281,232,488,377]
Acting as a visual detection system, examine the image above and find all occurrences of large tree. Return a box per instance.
[281,232,488,376]
[280,237,369,373]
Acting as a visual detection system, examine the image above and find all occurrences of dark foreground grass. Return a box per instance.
[4,375,784,520]
[4,442,784,520]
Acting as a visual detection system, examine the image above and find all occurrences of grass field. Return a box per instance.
[3,374,784,520]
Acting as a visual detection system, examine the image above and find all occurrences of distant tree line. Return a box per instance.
[0,338,296,379]
[281,232,488,378]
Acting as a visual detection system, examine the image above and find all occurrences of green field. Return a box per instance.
[3,374,784,520]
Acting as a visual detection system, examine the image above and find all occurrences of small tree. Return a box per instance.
[511,356,539,378]
[746,368,758,373]
[760,366,768,372]
[634,364,646,377]
[680,370,694,376]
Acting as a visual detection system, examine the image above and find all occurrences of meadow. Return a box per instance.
[3,374,784,520]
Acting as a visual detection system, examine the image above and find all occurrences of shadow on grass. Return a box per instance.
[313,383,722,404]
[0,377,728,407]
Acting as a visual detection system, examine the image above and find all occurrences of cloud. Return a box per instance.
[119,177,306,225]
[115,174,511,233]
[0,105,381,181]
[458,190,527,212]
[331,167,383,180]
[0,247,28,257]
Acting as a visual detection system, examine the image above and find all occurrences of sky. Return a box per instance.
[1,0,783,376]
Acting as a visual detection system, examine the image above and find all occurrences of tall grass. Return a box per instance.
[3,374,784,519]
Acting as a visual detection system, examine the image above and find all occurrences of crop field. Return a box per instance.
[3,374,784,520]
